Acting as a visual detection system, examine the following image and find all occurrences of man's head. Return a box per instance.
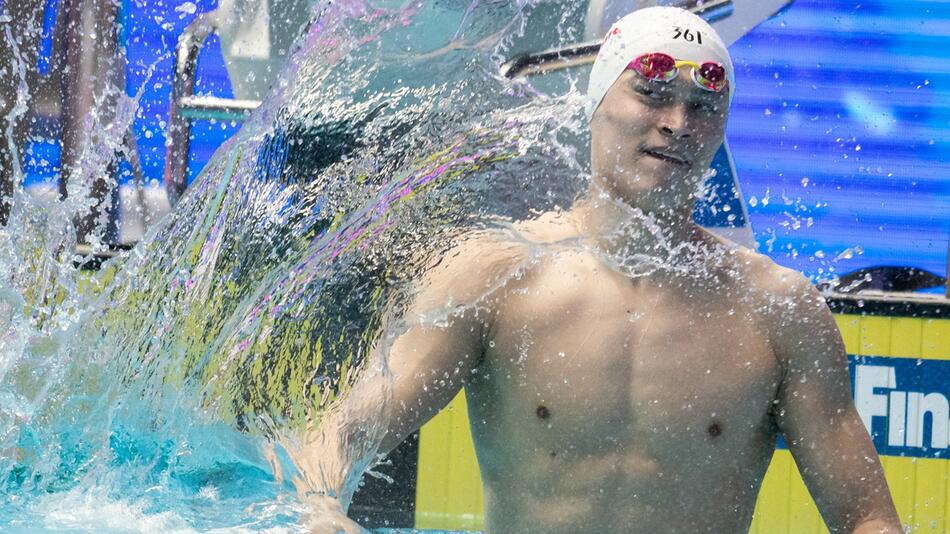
[586,7,734,221]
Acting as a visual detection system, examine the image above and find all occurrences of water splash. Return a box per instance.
[0,0,597,529]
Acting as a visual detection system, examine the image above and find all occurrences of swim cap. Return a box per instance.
[586,6,735,120]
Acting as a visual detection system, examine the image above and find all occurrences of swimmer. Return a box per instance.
[303,7,901,533]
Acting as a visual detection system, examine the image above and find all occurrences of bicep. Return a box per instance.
[379,233,519,452]
[381,313,483,452]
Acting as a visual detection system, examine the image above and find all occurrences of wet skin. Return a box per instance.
[464,221,790,533]
[301,72,901,533]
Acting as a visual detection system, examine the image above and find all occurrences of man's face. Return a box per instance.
[590,68,730,216]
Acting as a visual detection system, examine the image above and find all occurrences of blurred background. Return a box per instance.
[18,0,949,289]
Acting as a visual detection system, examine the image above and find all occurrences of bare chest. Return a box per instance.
[468,262,782,467]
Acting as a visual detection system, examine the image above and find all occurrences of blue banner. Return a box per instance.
[777,355,950,460]
[850,355,950,459]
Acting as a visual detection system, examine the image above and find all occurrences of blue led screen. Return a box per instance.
[727,0,949,284]
[21,0,950,286]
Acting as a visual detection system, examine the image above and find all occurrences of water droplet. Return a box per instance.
[834,248,854,261]
[175,1,197,14]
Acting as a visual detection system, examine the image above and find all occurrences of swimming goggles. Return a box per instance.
[627,52,728,93]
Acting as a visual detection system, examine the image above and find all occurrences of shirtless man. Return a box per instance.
[302,7,901,533]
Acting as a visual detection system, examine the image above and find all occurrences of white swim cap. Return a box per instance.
[586,6,735,120]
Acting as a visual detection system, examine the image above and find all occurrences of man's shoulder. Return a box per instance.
[430,226,533,277]
[422,213,593,305]
[706,240,830,340]
[727,245,835,361]
[442,211,581,271]
[510,210,581,244]
[718,242,812,302]
[414,225,534,312]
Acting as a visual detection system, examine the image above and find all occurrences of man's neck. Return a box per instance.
[570,181,705,256]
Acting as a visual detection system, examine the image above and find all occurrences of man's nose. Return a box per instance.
[658,104,692,139]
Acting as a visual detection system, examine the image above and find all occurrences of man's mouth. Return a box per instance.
[643,148,690,167]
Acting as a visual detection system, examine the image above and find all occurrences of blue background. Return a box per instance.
[21,0,950,285]
[727,0,949,285]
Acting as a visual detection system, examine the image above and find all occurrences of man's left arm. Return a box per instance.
[770,273,901,534]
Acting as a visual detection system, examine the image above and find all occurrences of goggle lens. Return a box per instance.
[695,62,727,91]
[633,53,677,81]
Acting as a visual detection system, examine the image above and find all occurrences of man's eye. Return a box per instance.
[635,85,663,100]
[693,101,718,113]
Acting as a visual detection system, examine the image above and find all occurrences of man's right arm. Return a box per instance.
[300,308,484,534]
[298,232,525,532]
[381,230,530,451]
[378,304,487,453]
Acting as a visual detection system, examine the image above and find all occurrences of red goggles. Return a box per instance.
[627,52,729,93]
